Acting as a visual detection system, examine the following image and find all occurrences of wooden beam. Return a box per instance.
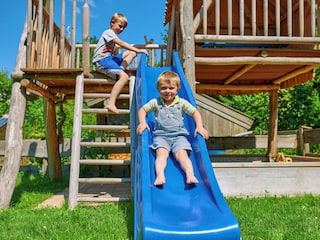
[194,34,320,44]
[224,64,256,85]
[20,79,60,102]
[195,56,320,65]
[196,83,280,92]
[273,65,316,84]
[206,134,297,150]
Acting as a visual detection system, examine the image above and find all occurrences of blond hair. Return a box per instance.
[110,13,128,28]
[157,71,181,90]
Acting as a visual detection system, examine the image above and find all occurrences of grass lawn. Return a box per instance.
[0,172,319,239]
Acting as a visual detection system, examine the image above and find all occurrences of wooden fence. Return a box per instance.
[1,126,320,162]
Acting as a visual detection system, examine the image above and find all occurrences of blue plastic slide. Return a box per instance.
[131,52,241,240]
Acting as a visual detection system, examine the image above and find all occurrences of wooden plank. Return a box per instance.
[303,128,320,144]
[206,134,297,150]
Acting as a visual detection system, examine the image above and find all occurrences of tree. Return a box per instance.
[0,70,12,116]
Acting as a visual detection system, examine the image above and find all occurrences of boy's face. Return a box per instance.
[111,20,126,34]
[158,81,178,105]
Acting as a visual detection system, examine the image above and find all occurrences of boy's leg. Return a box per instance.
[154,147,169,185]
[175,149,198,184]
[120,50,136,69]
[106,71,129,114]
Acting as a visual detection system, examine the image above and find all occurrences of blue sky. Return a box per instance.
[0,0,167,74]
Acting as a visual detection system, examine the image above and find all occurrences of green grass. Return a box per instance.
[1,172,320,239]
[227,195,320,239]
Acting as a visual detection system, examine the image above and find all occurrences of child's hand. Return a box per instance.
[139,49,149,55]
[194,127,209,140]
[136,122,150,135]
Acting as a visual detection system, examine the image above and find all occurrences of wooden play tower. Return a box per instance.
[165,0,320,159]
[1,0,320,209]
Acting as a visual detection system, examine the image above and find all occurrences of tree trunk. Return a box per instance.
[0,18,27,209]
[0,81,26,209]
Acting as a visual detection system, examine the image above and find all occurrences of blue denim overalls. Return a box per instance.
[152,99,189,137]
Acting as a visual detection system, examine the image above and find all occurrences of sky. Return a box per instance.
[0,0,167,74]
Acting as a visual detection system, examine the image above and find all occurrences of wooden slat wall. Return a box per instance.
[196,94,254,136]
[27,0,72,69]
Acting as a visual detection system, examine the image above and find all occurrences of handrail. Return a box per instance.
[75,44,167,70]
[196,0,320,46]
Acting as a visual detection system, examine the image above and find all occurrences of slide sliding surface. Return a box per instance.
[131,52,241,240]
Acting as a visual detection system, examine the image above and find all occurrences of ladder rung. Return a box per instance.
[84,78,117,84]
[82,108,130,114]
[81,125,129,131]
[83,93,130,99]
[80,142,130,147]
[77,196,131,203]
[79,159,131,165]
[78,177,131,184]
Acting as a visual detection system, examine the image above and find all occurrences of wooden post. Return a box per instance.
[82,0,90,76]
[0,19,28,209]
[180,0,196,92]
[69,74,84,209]
[298,125,311,155]
[0,81,26,209]
[59,0,66,68]
[37,0,43,68]
[48,0,54,68]
[267,90,278,161]
[71,0,77,68]
[43,99,62,181]
[165,3,175,66]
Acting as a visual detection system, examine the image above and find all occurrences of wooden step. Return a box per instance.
[80,142,130,147]
[79,159,131,165]
[78,177,131,184]
[81,124,129,131]
[77,196,131,203]
[84,78,117,84]
[82,108,130,114]
[83,93,130,99]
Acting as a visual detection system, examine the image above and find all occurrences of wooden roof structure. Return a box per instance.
[164,0,320,95]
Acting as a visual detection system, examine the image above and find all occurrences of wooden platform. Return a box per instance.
[37,182,131,208]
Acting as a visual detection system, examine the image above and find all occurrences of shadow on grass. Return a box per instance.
[119,200,134,240]
[11,171,69,208]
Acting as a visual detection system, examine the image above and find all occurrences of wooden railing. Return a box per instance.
[23,0,166,75]
[75,44,167,72]
[2,126,320,160]
[25,0,76,69]
[194,0,320,46]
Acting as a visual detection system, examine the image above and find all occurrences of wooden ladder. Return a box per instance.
[68,73,133,209]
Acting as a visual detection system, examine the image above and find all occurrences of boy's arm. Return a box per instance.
[136,107,150,135]
[192,110,209,139]
[113,38,149,55]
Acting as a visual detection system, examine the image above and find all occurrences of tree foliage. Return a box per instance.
[0,70,12,115]
[215,67,320,133]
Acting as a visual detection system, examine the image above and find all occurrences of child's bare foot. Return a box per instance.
[154,176,166,185]
[186,176,199,184]
[105,104,119,114]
